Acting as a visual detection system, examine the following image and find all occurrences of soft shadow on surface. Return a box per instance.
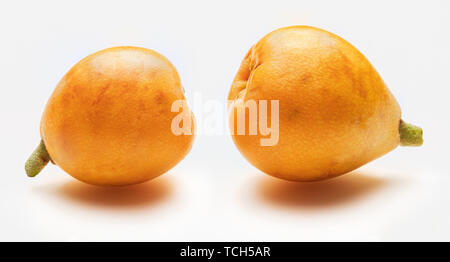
[255,171,388,209]
[37,176,173,209]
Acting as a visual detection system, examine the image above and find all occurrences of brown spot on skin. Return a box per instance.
[91,84,110,106]
[300,73,311,84]
[288,108,301,121]
[154,91,165,104]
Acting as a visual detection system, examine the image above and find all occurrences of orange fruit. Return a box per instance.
[25,46,195,186]
[228,26,422,181]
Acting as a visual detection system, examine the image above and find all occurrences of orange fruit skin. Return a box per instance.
[41,47,195,186]
[229,26,401,181]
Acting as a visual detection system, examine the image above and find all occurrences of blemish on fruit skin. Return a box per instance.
[91,84,110,105]
[154,91,165,104]
[287,108,301,121]
[300,73,312,84]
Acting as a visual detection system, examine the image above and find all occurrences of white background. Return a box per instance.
[1,0,449,241]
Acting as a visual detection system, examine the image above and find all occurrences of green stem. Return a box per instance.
[399,120,423,146]
[25,140,53,177]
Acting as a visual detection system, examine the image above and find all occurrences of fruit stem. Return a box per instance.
[399,120,423,146]
[25,140,53,177]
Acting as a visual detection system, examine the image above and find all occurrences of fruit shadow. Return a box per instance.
[254,171,388,210]
[52,175,173,209]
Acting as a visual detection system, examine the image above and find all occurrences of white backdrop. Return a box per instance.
[1,0,449,241]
